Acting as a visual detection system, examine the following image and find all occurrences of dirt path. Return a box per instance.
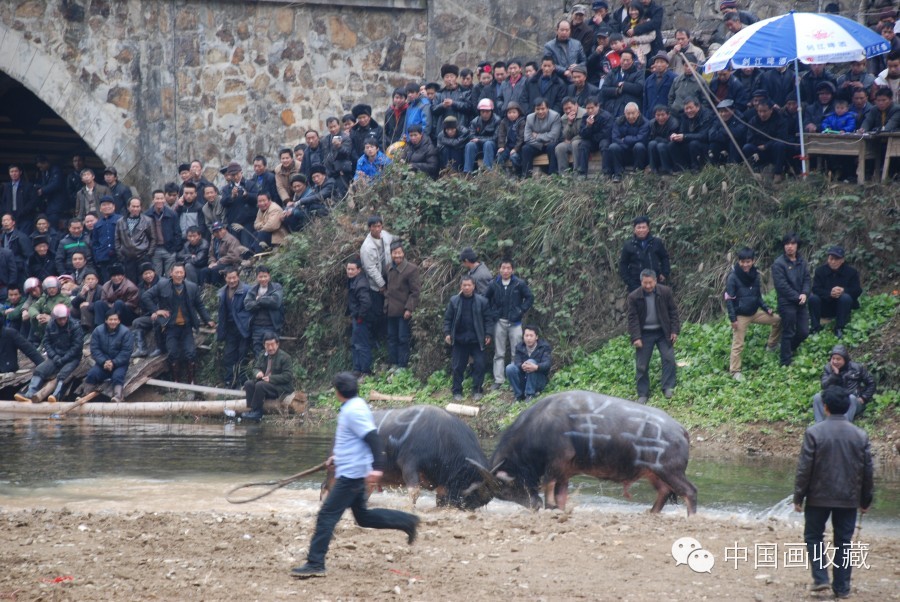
[2,496,898,601]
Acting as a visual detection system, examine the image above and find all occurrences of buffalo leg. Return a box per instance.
[553,479,570,510]
[646,473,673,513]
[662,472,698,516]
[543,480,558,509]
[435,485,449,507]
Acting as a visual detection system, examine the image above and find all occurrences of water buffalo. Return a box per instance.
[471,391,697,515]
[322,405,494,510]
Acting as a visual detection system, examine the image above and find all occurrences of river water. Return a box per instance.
[1,415,897,535]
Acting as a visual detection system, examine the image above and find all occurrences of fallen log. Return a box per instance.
[445,403,480,417]
[368,391,415,402]
[145,379,244,397]
[0,398,285,417]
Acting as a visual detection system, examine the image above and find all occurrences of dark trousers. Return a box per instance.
[648,139,676,173]
[351,318,372,373]
[743,141,787,174]
[243,379,279,412]
[778,301,809,366]
[635,329,676,397]
[674,140,709,171]
[605,142,648,175]
[34,358,80,383]
[804,505,857,595]
[451,341,485,395]
[122,256,146,287]
[132,315,167,353]
[808,292,854,330]
[86,363,128,386]
[166,323,196,362]
[307,476,417,569]
[367,290,387,343]
[250,325,276,356]
[222,322,249,387]
[709,138,742,164]
[199,266,227,288]
[93,300,136,327]
[386,316,411,368]
[521,143,551,177]
[439,146,465,172]
[575,141,600,174]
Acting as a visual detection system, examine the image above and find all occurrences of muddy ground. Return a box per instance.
[2,491,898,602]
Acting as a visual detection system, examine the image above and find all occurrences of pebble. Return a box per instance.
[242,534,252,540]
[78,525,89,532]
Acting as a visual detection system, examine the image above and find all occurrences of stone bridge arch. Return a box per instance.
[0,21,139,182]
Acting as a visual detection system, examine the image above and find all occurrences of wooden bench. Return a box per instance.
[530,152,604,175]
[805,133,880,184]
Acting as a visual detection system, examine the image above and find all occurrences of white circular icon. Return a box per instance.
[671,537,702,566]
[687,548,715,573]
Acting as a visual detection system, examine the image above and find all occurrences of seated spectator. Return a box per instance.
[26,276,71,345]
[858,87,900,132]
[177,226,209,284]
[304,164,335,216]
[241,331,294,422]
[759,66,794,111]
[809,245,862,339]
[496,102,527,174]
[521,98,563,177]
[577,97,613,175]
[666,29,705,76]
[708,99,747,165]
[873,49,900,98]
[837,59,875,101]
[799,64,837,106]
[403,125,440,179]
[505,325,553,402]
[543,19,587,79]
[585,28,614,85]
[604,101,650,182]
[849,89,872,129]
[244,265,285,355]
[553,97,587,174]
[811,346,875,423]
[647,104,679,175]
[709,67,748,113]
[463,99,501,173]
[724,247,782,382]
[27,237,56,281]
[355,137,392,182]
[71,269,100,332]
[443,276,494,402]
[201,184,226,233]
[31,215,60,255]
[274,148,302,205]
[804,81,836,132]
[248,156,279,205]
[252,192,286,251]
[671,97,713,171]
[55,217,91,276]
[93,263,140,327]
[175,182,207,240]
[567,64,599,107]
[15,304,83,403]
[521,56,567,114]
[82,310,133,403]
[644,52,676,117]
[601,49,644,117]
[437,116,469,172]
[200,222,242,288]
[742,98,788,181]
[734,67,760,96]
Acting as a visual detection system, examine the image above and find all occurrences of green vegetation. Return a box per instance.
[204,165,900,432]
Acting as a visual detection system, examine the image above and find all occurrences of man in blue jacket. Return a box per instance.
[217,267,251,388]
[84,310,134,403]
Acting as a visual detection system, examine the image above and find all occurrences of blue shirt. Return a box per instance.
[333,396,376,479]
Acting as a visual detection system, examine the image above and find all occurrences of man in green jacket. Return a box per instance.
[241,331,294,422]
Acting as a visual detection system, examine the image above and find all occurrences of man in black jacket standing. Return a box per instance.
[443,276,494,402]
[626,269,680,403]
[346,258,372,378]
[794,385,873,599]
[808,246,862,339]
[619,215,670,291]
[486,259,533,391]
[772,232,811,366]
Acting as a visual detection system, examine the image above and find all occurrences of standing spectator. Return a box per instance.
[432,64,473,133]
[626,0,664,57]
[200,184,226,232]
[570,4,597,57]
[93,263,140,327]
[443,276,494,402]
[384,241,421,371]
[521,57,568,114]
[505,325,553,402]
[402,125,440,180]
[626,269,680,403]
[486,259,534,391]
[301,131,328,180]
[809,246,862,339]
[772,232,811,366]
[605,102,650,182]
[199,222,242,287]
[1,164,37,231]
[220,161,259,249]
[566,64,599,107]
[82,310,133,403]
[244,265,285,354]
[178,226,209,284]
[812,346,875,423]
[644,52,676,118]
[65,153,85,215]
[145,190,181,278]
[459,247,492,295]
[34,156,67,231]
[55,217,91,275]
[74,168,110,220]
[383,88,409,149]
[26,237,56,281]
[129,263,163,358]
[1,213,32,280]
[359,216,393,338]
[725,247,782,381]
[350,104,385,162]
[463,99,501,173]
[521,99,562,177]
[497,59,528,113]
[666,29,705,76]
[345,258,372,378]
[143,262,214,383]
[216,267,251,387]
[250,156,279,203]
[601,49,645,117]
[291,372,418,579]
[15,304,82,403]
[102,167,132,214]
[543,20,587,79]
[91,197,120,282]
[324,117,355,195]
[116,198,156,285]
[403,83,432,141]
[470,63,500,114]
[793,385,873,599]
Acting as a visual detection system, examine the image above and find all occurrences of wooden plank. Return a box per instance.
[369,390,415,402]
[145,378,244,397]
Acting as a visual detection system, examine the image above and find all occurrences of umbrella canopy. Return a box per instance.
[704,12,892,74]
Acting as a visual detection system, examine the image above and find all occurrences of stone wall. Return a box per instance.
[0,0,888,192]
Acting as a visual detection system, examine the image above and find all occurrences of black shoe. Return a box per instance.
[404,517,420,544]
[291,564,326,579]
[241,409,263,422]
[835,328,843,339]
[490,383,502,391]
[524,395,534,403]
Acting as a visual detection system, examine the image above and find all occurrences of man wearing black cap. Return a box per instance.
[350,104,384,163]
[643,51,675,115]
[567,64,599,107]
[433,64,473,133]
[91,196,121,282]
[708,99,747,164]
[590,1,611,33]
[571,5,597,57]
[75,168,111,220]
[809,246,862,339]
[26,236,55,281]
[103,167,132,214]
[305,165,335,215]
[772,232,811,366]
[220,161,259,250]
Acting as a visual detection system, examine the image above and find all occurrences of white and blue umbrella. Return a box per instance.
[704,12,892,175]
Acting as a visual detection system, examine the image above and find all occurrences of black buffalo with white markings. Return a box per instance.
[470,391,697,514]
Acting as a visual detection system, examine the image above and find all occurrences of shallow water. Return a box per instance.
[0,415,897,535]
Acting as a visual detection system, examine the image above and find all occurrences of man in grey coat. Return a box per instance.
[359,215,394,338]
[521,99,562,177]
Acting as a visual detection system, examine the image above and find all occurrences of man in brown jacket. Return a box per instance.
[274,148,302,204]
[92,263,141,326]
[626,268,680,403]
[75,168,111,220]
[252,192,287,251]
[200,222,243,287]
[385,240,421,369]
